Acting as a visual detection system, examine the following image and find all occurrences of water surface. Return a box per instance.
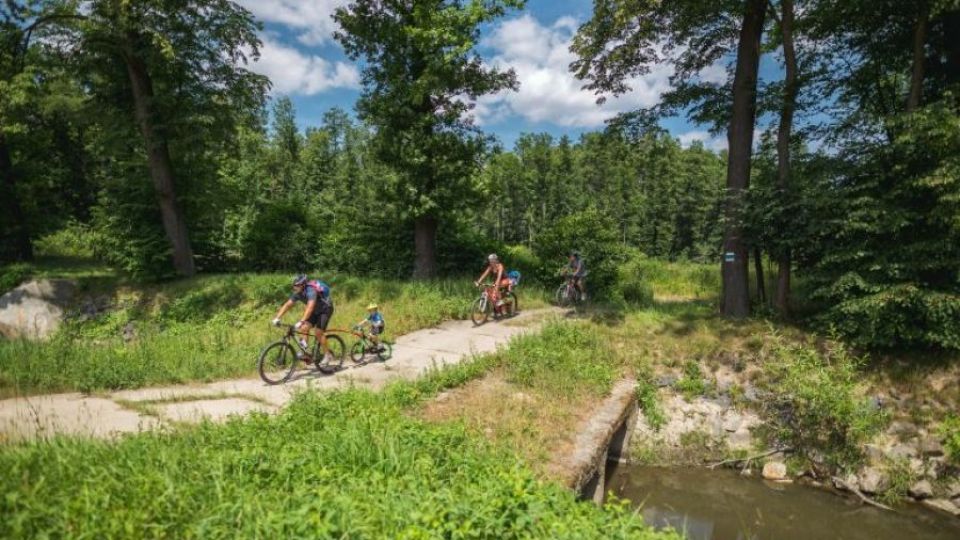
[607,465,960,540]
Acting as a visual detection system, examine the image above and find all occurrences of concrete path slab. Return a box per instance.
[0,308,559,441]
[153,398,276,424]
[0,393,160,442]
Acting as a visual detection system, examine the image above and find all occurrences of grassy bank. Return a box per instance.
[0,273,547,397]
[0,378,675,539]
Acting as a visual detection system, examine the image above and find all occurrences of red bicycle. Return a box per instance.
[470,282,517,326]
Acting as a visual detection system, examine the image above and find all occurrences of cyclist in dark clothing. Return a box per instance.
[566,251,587,300]
[272,274,335,363]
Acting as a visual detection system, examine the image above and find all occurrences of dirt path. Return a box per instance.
[0,309,558,442]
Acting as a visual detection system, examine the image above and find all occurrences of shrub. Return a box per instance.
[503,244,542,283]
[816,282,960,351]
[757,337,887,469]
[617,252,655,307]
[533,208,625,298]
[940,415,960,465]
[0,263,32,295]
[34,221,102,259]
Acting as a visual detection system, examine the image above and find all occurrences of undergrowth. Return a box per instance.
[0,385,676,539]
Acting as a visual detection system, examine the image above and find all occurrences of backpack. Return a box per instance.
[507,270,521,286]
[307,280,333,305]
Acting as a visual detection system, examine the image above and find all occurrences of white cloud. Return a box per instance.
[678,130,728,152]
[251,38,359,95]
[474,15,674,128]
[236,0,347,46]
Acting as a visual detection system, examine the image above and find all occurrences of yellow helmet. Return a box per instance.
[366,303,379,311]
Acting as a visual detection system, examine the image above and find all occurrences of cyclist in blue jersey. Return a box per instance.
[272,274,335,363]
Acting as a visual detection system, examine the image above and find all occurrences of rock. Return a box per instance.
[908,479,934,499]
[833,473,859,492]
[858,467,889,494]
[762,461,788,481]
[864,444,886,463]
[885,442,918,460]
[122,322,136,343]
[887,420,919,439]
[722,412,742,433]
[947,479,960,498]
[727,427,753,451]
[922,498,960,517]
[654,375,678,388]
[0,279,76,340]
[919,436,944,457]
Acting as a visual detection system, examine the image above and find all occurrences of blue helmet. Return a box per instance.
[508,270,521,280]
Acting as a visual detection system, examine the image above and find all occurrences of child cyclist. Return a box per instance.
[355,303,385,351]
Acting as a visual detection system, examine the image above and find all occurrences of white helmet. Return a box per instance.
[487,253,499,262]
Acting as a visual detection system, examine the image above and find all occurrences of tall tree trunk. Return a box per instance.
[721,0,766,318]
[754,247,766,304]
[413,215,437,279]
[123,39,195,277]
[907,1,929,112]
[0,135,33,262]
[775,0,799,316]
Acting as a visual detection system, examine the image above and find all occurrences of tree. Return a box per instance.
[772,0,800,315]
[76,0,268,276]
[571,0,769,317]
[333,0,523,279]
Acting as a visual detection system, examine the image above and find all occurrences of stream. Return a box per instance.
[606,465,960,540]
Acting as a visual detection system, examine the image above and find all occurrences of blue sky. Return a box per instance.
[236,0,784,151]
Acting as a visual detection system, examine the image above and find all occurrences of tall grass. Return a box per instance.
[0,274,547,396]
[0,387,677,539]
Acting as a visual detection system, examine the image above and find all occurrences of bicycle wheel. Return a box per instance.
[258,341,298,385]
[350,339,367,364]
[470,297,489,326]
[376,341,393,362]
[316,334,346,373]
[502,291,518,318]
[555,285,569,307]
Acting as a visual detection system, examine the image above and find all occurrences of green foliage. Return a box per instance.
[617,252,655,307]
[757,338,887,469]
[534,208,626,298]
[877,458,918,506]
[497,322,618,398]
[0,262,31,294]
[637,376,669,431]
[33,221,101,259]
[940,415,960,465]
[675,360,710,401]
[503,244,542,281]
[807,100,960,350]
[0,388,677,539]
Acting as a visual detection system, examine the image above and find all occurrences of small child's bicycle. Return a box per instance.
[347,325,393,363]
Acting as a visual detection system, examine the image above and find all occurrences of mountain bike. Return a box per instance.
[346,325,393,364]
[470,282,517,326]
[555,274,584,307]
[257,324,346,384]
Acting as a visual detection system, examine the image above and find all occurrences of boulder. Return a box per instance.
[857,467,889,494]
[762,461,788,481]
[922,498,960,517]
[833,473,859,492]
[0,279,76,340]
[947,479,960,499]
[887,420,919,439]
[885,442,918,460]
[908,479,934,499]
[919,436,944,457]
